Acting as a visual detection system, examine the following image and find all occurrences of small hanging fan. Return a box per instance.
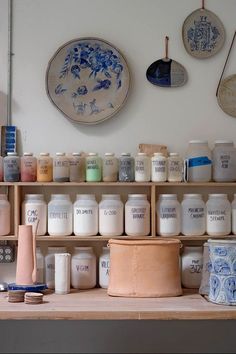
[146,36,188,87]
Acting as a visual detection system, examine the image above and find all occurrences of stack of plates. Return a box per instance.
[24,292,43,305]
[8,290,25,303]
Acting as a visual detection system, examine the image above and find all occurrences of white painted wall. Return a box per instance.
[1,0,236,157]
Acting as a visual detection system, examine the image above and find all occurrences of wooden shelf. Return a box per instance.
[0,235,18,241]
[1,288,236,320]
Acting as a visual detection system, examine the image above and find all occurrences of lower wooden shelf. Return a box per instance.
[1,288,236,320]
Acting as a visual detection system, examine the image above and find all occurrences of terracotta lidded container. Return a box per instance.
[108,238,182,298]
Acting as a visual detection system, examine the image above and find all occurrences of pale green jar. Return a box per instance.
[86,153,102,182]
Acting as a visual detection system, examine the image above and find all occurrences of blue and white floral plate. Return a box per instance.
[46,37,130,125]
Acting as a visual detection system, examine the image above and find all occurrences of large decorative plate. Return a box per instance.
[46,38,130,125]
[217,75,236,118]
[182,8,225,59]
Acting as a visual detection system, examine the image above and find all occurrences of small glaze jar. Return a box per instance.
[73,194,98,236]
[21,194,47,236]
[99,194,124,236]
[99,247,110,289]
[125,194,150,236]
[48,194,72,236]
[157,194,180,236]
[212,140,236,182]
[37,153,53,182]
[181,194,206,236]
[167,153,183,182]
[181,246,203,289]
[206,194,231,236]
[45,246,67,289]
[118,153,135,182]
[36,247,44,283]
[151,153,167,182]
[71,247,96,289]
[102,153,118,182]
[135,153,151,182]
[53,152,70,182]
[0,194,10,236]
[20,153,37,182]
[86,153,102,182]
[69,153,86,182]
[3,152,20,182]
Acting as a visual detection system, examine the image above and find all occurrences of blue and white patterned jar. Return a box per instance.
[208,239,236,305]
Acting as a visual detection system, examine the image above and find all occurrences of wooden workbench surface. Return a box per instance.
[0,288,236,320]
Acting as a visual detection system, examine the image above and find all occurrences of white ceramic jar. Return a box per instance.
[99,247,110,289]
[0,194,10,236]
[48,194,72,236]
[36,247,44,283]
[157,194,181,236]
[186,140,212,182]
[181,194,206,236]
[181,246,203,289]
[53,152,70,182]
[232,194,236,235]
[71,247,96,289]
[151,153,167,182]
[55,253,71,294]
[73,194,98,236]
[21,194,47,236]
[212,140,236,182]
[135,153,151,182]
[125,194,150,236]
[99,194,124,236]
[167,153,183,182]
[206,194,231,236]
[102,153,118,182]
[45,246,67,289]
[69,153,86,182]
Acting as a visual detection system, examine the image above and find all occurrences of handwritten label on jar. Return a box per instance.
[76,208,94,215]
[208,210,226,221]
[101,260,110,276]
[152,160,166,173]
[160,207,177,219]
[189,260,203,273]
[169,161,181,173]
[220,154,230,169]
[188,207,205,219]
[87,160,99,170]
[135,161,145,172]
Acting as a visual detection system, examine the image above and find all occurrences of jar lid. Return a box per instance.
[121,153,131,156]
[47,247,67,253]
[159,194,177,199]
[76,194,96,200]
[189,140,208,144]
[128,194,147,199]
[105,153,115,156]
[153,152,164,156]
[183,194,203,199]
[214,140,233,145]
[72,152,81,156]
[169,153,179,157]
[137,152,147,156]
[39,152,49,156]
[74,246,93,252]
[50,194,71,200]
[101,194,121,200]
[56,152,65,156]
[23,152,33,156]
[24,194,45,200]
[7,152,17,156]
[88,152,97,156]
[208,194,228,198]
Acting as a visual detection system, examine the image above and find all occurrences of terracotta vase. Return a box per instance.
[108,238,182,298]
[16,225,37,285]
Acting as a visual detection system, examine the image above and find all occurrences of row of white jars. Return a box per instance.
[157,193,236,236]
[37,246,110,290]
[22,193,150,236]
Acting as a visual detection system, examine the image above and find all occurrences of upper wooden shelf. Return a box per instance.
[1,288,236,320]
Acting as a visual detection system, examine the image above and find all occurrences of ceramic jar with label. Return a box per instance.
[181,246,203,288]
[48,194,72,236]
[20,153,37,182]
[36,247,44,283]
[99,194,124,236]
[118,153,135,182]
[102,153,118,182]
[69,153,86,182]
[212,140,236,182]
[86,153,102,182]
[45,246,67,289]
[186,140,212,182]
[181,194,206,236]
[151,153,167,182]
[73,194,98,236]
[3,152,20,182]
[99,247,110,289]
[37,153,53,182]
[167,153,183,182]
[157,194,180,236]
[0,156,3,182]
[135,153,151,182]
[125,194,150,236]
[206,194,231,236]
[0,194,10,236]
[232,194,236,235]
[71,247,96,289]
[53,153,70,182]
[21,194,47,236]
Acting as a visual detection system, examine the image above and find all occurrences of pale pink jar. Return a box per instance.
[21,152,37,182]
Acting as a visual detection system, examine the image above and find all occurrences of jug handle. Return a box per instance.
[32,220,39,284]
